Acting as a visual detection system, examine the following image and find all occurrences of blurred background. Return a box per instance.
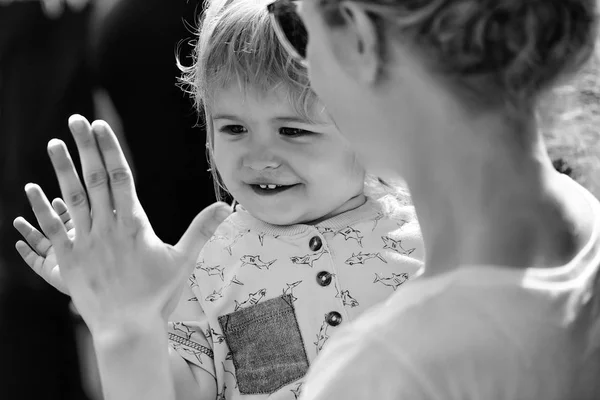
[0,1,215,399]
[0,1,599,400]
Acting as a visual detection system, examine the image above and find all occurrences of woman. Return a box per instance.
[265,0,600,399]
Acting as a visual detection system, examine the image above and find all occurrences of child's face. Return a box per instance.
[211,85,366,225]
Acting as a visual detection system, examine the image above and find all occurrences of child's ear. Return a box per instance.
[329,2,381,84]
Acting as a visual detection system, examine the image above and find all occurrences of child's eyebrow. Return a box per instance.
[273,116,312,124]
[212,114,239,121]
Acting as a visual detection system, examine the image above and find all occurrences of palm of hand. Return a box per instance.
[62,226,189,329]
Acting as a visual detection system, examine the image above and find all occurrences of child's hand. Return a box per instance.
[14,197,74,295]
[23,115,231,337]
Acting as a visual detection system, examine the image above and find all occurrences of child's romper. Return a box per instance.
[168,195,424,399]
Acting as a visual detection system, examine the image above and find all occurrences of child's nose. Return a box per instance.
[244,158,281,171]
[242,148,282,171]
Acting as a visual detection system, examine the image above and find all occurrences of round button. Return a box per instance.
[326,311,343,327]
[316,271,332,287]
[309,236,323,251]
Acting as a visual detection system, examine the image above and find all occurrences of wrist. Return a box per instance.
[92,313,167,351]
[90,314,175,400]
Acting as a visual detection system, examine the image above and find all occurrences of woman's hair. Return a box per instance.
[178,0,316,199]
[320,0,599,111]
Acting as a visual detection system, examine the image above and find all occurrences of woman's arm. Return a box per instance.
[93,318,175,400]
[93,319,217,400]
[74,318,216,400]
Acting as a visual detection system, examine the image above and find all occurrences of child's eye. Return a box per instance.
[280,127,314,137]
[220,125,247,135]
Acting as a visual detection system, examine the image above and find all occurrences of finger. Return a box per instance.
[51,198,75,232]
[24,183,71,254]
[69,115,114,226]
[47,138,91,233]
[175,202,232,265]
[15,241,69,295]
[13,216,68,293]
[13,217,52,257]
[92,120,142,223]
[15,240,46,275]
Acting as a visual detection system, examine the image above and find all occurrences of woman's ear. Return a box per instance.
[329,1,381,84]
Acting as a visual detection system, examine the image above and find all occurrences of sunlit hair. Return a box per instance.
[178,0,316,199]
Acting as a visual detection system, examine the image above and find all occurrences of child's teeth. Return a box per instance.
[259,184,279,190]
[268,184,277,189]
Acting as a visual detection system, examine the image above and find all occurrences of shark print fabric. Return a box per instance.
[167,195,423,399]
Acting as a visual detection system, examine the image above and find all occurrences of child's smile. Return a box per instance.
[241,165,303,199]
[250,183,298,196]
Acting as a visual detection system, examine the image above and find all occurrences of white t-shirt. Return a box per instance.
[300,179,600,400]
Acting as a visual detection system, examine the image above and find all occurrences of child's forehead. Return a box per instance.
[210,83,333,124]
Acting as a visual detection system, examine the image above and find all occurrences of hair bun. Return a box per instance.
[430,0,598,101]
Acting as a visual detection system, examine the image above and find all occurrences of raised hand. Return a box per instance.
[22,115,231,336]
[14,198,74,295]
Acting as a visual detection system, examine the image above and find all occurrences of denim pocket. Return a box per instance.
[218,294,309,394]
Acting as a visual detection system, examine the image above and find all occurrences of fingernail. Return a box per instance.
[68,114,86,129]
[91,120,106,133]
[69,115,87,135]
[73,120,86,132]
[47,139,62,156]
[71,121,88,136]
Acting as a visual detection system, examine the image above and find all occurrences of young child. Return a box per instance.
[14,0,423,398]
[165,0,422,398]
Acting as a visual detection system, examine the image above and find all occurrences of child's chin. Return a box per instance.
[249,208,304,226]
[261,213,302,226]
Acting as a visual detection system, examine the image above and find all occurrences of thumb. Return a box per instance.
[175,201,232,262]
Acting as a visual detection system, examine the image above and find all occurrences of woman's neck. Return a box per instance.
[387,100,592,276]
